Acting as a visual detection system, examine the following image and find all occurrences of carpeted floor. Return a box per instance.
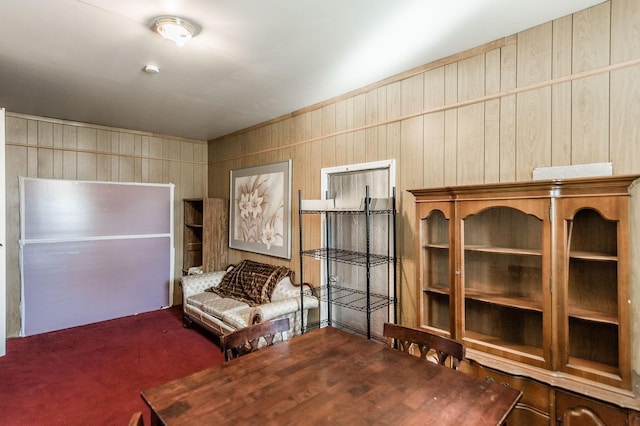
[0,306,225,425]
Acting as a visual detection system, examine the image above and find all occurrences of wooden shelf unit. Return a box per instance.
[182,198,228,274]
[410,175,640,424]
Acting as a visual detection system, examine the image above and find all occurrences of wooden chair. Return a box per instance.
[383,322,465,369]
[220,317,290,361]
[128,411,144,426]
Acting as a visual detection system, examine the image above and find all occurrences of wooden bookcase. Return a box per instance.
[409,175,640,424]
[182,198,228,274]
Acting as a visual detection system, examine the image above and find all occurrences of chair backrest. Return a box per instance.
[128,411,144,426]
[220,317,290,361]
[383,323,465,369]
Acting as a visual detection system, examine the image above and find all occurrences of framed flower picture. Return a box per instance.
[229,160,292,259]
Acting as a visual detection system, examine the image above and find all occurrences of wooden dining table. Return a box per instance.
[141,327,521,425]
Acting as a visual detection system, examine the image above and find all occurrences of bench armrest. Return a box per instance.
[249,295,319,324]
[180,271,226,299]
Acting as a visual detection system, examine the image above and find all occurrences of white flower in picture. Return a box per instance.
[234,172,284,250]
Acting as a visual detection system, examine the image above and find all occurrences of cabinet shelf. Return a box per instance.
[568,307,618,325]
[423,243,449,250]
[567,357,621,378]
[569,251,617,262]
[464,330,545,360]
[465,289,543,312]
[301,248,394,267]
[424,286,450,296]
[464,245,542,256]
[314,285,395,312]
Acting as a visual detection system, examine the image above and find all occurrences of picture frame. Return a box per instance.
[229,160,292,259]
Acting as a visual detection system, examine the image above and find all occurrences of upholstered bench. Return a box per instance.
[180,260,318,338]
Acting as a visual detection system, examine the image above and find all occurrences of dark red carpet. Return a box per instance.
[0,306,225,425]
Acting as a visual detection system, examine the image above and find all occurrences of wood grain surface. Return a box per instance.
[142,327,521,425]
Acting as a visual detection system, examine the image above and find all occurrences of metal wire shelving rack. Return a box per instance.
[298,186,397,340]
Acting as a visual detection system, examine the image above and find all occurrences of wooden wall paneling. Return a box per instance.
[457,54,486,185]
[365,89,378,163]
[7,113,209,330]
[499,36,518,183]
[610,67,640,175]
[321,103,336,169]
[123,132,136,180]
[109,131,119,181]
[149,136,165,183]
[51,123,62,179]
[5,117,27,336]
[259,126,274,162]
[516,24,552,180]
[140,135,150,183]
[610,0,640,174]
[573,2,611,71]
[334,99,348,167]
[344,98,356,165]
[611,0,640,63]
[444,63,458,185]
[457,103,485,184]
[77,127,97,181]
[37,121,54,179]
[385,82,402,179]
[516,87,552,180]
[133,134,143,182]
[27,120,37,178]
[5,144,27,336]
[423,66,445,188]
[309,112,322,198]
[139,135,152,182]
[551,15,573,167]
[180,146,195,199]
[353,93,366,163]
[405,75,427,184]
[484,49,501,184]
[400,116,422,325]
[571,3,611,165]
[376,87,388,161]
[400,117,423,191]
[399,74,423,325]
[571,74,610,165]
[96,130,111,181]
[518,23,553,86]
[194,143,207,194]
[62,125,77,179]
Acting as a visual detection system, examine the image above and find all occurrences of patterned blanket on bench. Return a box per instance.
[207,260,293,306]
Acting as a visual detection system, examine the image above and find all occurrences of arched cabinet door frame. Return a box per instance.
[554,193,631,390]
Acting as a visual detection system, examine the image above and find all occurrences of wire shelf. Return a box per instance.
[300,209,394,215]
[304,320,387,343]
[313,284,396,312]
[301,248,393,267]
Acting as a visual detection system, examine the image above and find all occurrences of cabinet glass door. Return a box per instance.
[565,208,620,378]
[419,206,451,333]
[462,206,546,364]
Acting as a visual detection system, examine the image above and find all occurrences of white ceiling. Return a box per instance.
[0,0,604,141]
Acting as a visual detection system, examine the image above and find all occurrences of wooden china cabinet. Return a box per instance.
[409,175,640,425]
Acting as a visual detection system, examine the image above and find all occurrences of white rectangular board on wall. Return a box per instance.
[19,178,174,336]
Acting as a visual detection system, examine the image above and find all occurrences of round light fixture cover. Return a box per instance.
[152,16,198,46]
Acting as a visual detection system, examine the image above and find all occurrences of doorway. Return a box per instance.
[320,159,396,339]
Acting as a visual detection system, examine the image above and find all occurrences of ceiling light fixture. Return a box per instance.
[144,64,160,74]
[152,16,196,46]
